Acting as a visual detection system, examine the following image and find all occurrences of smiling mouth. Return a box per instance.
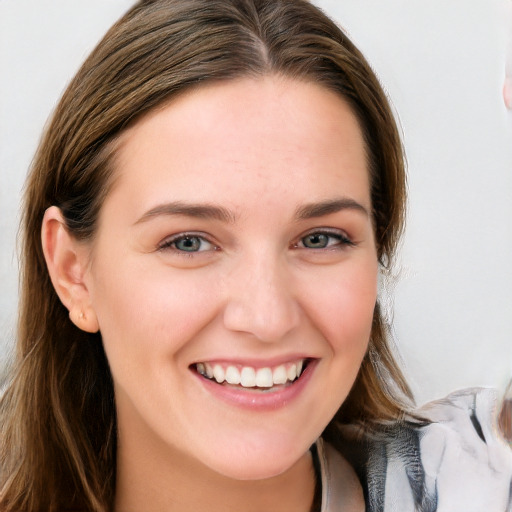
[192,359,310,390]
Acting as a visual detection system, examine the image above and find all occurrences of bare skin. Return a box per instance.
[114,428,317,512]
[43,76,376,511]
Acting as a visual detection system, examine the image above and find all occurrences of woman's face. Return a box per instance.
[84,76,378,480]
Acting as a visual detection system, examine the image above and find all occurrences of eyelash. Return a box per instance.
[293,229,355,250]
[158,232,217,255]
[158,229,354,255]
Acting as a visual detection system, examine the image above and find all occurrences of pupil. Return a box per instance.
[305,234,328,248]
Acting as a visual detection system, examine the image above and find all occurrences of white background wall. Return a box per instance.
[1,0,511,405]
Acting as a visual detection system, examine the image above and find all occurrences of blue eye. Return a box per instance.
[175,236,203,252]
[299,231,353,249]
[159,234,215,253]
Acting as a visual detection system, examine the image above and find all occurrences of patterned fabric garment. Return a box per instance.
[317,388,512,512]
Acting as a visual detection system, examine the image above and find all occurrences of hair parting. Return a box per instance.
[1,1,412,510]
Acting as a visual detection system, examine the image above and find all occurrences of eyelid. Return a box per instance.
[293,227,355,249]
[157,231,218,253]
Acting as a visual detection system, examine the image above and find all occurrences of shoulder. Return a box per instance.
[331,388,512,511]
[413,387,512,512]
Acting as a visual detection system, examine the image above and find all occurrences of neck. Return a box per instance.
[114,425,316,512]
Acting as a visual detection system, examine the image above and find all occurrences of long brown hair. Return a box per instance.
[0,1,411,510]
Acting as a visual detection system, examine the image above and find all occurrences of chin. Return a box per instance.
[212,461,296,481]
[203,443,309,481]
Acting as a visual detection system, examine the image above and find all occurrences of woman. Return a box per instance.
[1,1,510,511]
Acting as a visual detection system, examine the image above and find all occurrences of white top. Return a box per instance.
[317,388,512,511]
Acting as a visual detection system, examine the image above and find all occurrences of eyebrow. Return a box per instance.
[134,201,236,225]
[134,196,369,226]
[295,197,369,219]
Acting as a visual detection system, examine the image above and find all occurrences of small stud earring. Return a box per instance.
[78,311,85,321]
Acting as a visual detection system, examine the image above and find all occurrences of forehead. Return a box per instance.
[106,76,370,221]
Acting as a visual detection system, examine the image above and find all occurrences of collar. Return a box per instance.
[315,438,365,512]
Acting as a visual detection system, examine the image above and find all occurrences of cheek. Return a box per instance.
[302,261,377,353]
[87,258,222,365]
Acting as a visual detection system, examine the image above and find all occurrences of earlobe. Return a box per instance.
[68,308,99,334]
[41,206,99,333]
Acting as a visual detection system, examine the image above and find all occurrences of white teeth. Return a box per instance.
[204,362,214,379]
[272,365,287,385]
[287,363,297,381]
[213,364,225,383]
[225,365,241,385]
[196,359,307,388]
[255,367,273,388]
[240,367,256,387]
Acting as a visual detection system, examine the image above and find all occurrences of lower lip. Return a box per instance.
[193,360,318,411]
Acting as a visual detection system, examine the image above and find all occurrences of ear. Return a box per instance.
[41,206,99,333]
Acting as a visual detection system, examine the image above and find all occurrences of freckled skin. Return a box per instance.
[84,77,378,511]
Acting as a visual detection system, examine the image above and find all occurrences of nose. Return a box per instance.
[222,254,301,342]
